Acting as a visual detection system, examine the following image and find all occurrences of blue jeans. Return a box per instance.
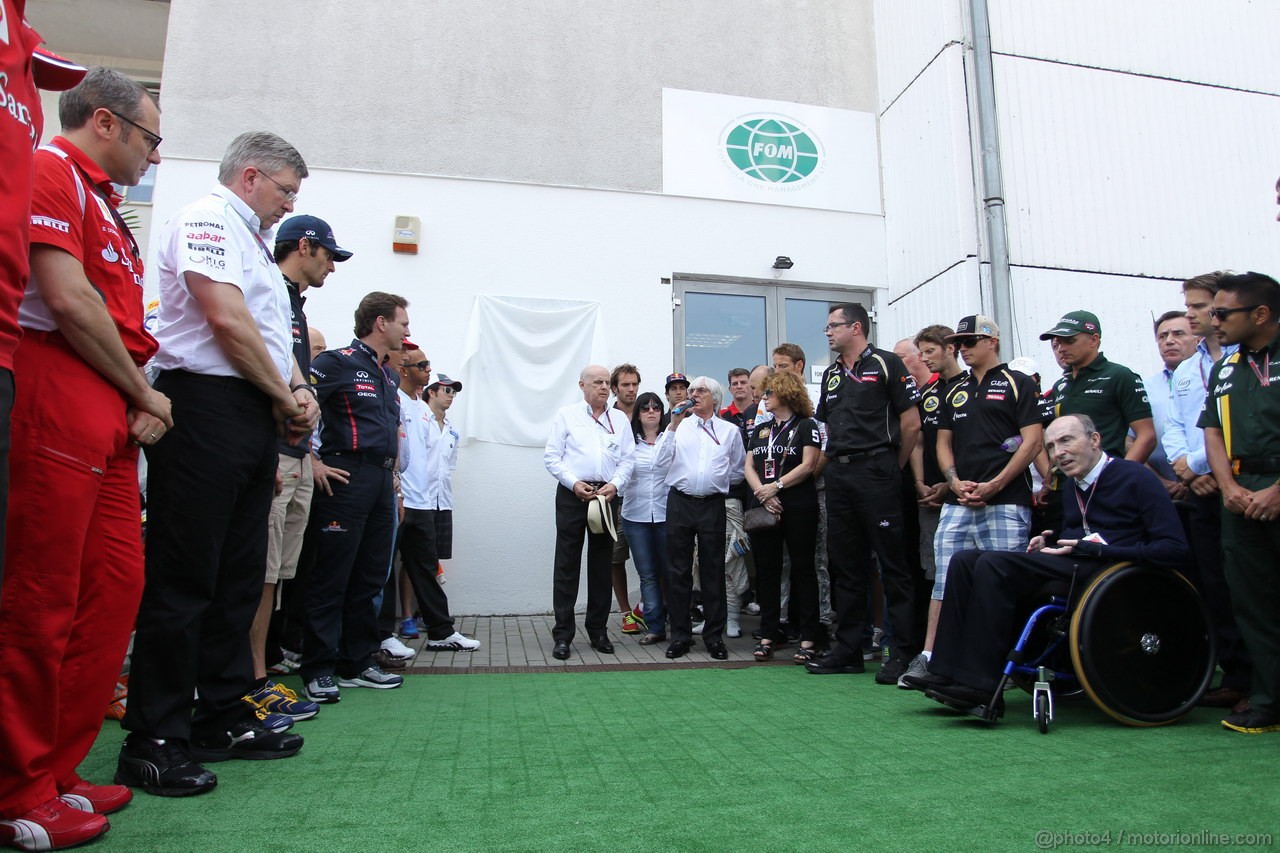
[622,519,668,634]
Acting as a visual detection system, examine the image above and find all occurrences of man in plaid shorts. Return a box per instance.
[905,315,1043,686]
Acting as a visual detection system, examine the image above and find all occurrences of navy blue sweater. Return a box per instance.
[1059,458,1189,572]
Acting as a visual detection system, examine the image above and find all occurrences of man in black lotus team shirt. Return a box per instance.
[806,302,921,683]
[910,316,1043,686]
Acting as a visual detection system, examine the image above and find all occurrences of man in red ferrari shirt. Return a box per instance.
[0,66,169,851]
[0,1,87,600]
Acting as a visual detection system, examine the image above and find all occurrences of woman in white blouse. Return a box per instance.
[620,392,674,644]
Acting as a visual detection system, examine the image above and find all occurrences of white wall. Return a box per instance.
[146,160,884,613]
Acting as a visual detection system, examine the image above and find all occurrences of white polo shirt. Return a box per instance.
[152,185,292,381]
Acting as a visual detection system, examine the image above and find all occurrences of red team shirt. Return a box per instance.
[0,0,46,371]
[26,137,157,364]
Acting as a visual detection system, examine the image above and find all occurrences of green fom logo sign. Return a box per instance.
[721,115,824,189]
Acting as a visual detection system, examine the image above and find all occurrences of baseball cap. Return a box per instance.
[275,215,353,261]
[1008,356,1040,377]
[946,314,1000,339]
[1039,310,1101,340]
[665,373,690,389]
[402,339,421,351]
[32,47,87,91]
[427,371,462,392]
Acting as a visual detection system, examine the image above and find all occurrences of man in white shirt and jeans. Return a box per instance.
[657,376,747,661]
[543,365,636,661]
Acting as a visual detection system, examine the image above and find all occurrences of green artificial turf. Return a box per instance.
[80,667,1279,852]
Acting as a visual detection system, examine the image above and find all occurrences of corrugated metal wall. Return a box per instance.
[875,0,1280,371]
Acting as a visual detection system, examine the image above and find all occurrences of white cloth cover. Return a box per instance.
[453,295,609,447]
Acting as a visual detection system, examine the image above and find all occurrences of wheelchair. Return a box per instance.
[953,561,1216,733]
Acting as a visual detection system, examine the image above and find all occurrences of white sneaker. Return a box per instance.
[425,631,481,651]
[726,620,742,639]
[744,602,761,615]
[380,636,416,660]
[337,666,403,689]
[691,621,705,635]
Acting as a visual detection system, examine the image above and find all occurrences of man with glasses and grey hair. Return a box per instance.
[117,132,319,797]
[0,65,166,845]
[657,375,747,660]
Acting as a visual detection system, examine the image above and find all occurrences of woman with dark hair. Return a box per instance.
[742,371,824,661]
[620,392,672,644]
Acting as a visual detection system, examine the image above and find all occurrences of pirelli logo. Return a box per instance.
[31,215,70,233]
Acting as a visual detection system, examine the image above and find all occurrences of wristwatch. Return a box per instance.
[776,479,785,490]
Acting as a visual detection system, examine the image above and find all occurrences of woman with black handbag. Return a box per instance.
[742,371,824,661]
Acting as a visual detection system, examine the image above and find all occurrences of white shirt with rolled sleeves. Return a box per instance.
[151,185,292,381]
[657,414,747,497]
[621,432,674,523]
[543,402,636,491]
[1162,339,1238,477]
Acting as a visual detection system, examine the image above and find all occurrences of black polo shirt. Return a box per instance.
[278,277,311,459]
[816,344,920,455]
[1048,353,1151,458]
[937,364,1042,506]
[310,339,400,458]
[919,371,965,485]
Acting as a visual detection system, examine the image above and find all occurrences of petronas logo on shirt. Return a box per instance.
[101,243,120,263]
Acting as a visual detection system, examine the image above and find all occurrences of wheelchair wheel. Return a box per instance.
[1035,693,1050,734]
[1069,562,1215,727]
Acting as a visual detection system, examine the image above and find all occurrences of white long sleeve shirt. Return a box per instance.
[544,402,635,491]
[1162,339,1237,476]
[621,432,674,523]
[657,414,746,497]
[400,389,460,511]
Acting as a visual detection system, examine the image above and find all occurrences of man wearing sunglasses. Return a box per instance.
[1200,271,1280,734]
[0,66,168,845]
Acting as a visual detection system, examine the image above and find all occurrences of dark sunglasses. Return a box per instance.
[405,360,430,370]
[639,403,663,412]
[954,335,989,348]
[1209,305,1260,321]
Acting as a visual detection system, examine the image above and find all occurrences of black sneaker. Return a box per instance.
[189,720,304,763]
[115,735,218,797]
[875,656,908,685]
[1221,706,1280,734]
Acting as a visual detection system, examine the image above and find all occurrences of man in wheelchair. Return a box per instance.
[903,413,1189,715]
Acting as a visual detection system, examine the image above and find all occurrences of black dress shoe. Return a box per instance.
[590,636,615,654]
[552,640,571,660]
[925,681,1004,717]
[707,642,728,660]
[804,651,866,675]
[666,640,693,659]
[900,671,954,692]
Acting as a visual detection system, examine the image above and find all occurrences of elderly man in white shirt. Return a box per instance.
[544,364,636,661]
[656,375,747,660]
